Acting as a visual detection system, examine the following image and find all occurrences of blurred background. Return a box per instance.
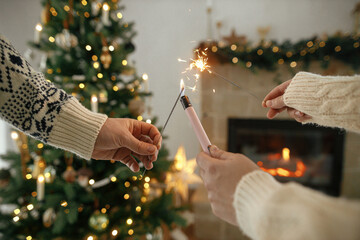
[0,0,359,239]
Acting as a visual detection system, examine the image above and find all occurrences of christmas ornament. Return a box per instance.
[41,2,51,24]
[63,154,77,183]
[128,96,145,116]
[23,49,35,61]
[43,208,56,227]
[166,146,201,203]
[257,26,271,42]
[12,132,30,178]
[77,167,93,187]
[0,169,10,188]
[44,166,56,183]
[121,68,135,76]
[55,29,78,50]
[223,29,247,45]
[89,210,109,232]
[32,154,46,179]
[100,46,112,69]
[146,227,163,240]
[99,90,108,103]
[62,166,77,183]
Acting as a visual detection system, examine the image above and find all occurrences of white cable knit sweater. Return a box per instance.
[0,35,108,159]
[234,72,360,240]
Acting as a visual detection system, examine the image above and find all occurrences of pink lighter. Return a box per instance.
[180,95,212,154]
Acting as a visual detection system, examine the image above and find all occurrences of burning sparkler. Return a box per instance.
[179,48,261,101]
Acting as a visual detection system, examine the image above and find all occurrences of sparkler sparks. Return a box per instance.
[179,48,261,101]
[188,49,210,72]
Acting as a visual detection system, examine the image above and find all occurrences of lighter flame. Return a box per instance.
[180,79,185,95]
[282,148,290,162]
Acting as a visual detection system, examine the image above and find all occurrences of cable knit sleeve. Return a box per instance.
[283,72,360,133]
[233,171,360,240]
[0,35,107,159]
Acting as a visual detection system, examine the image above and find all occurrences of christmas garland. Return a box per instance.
[198,32,360,75]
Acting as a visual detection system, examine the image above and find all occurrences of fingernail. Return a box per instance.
[295,111,303,117]
[209,145,218,152]
[148,145,156,153]
[266,100,272,107]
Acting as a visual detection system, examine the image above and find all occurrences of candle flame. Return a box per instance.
[38,174,45,183]
[91,95,98,103]
[103,3,110,11]
[35,23,43,32]
[282,148,290,162]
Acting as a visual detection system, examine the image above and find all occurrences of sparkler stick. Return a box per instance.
[210,70,261,102]
[141,86,185,177]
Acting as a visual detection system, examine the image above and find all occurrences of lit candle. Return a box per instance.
[37,174,45,201]
[142,73,149,93]
[34,23,43,44]
[179,80,211,154]
[91,95,98,113]
[102,3,110,26]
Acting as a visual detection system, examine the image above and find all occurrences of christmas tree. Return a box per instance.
[0,0,185,239]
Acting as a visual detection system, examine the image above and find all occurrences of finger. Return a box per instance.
[153,134,162,150]
[121,155,140,172]
[112,147,131,161]
[135,121,161,143]
[265,95,286,109]
[262,80,291,107]
[208,145,235,160]
[287,108,312,122]
[132,153,153,170]
[139,135,153,144]
[123,134,157,156]
[267,107,286,119]
[196,152,218,171]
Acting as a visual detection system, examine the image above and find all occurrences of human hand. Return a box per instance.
[262,80,311,122]
[92,118,162,172]
[196,145,259,225]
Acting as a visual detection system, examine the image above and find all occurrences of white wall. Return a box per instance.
[0,0,357,160]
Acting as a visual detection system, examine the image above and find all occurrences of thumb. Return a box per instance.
[123,134,157,156]
[208,145,233,160]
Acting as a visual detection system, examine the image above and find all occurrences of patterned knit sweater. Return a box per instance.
[0,35,107,159]
[234,72,360,240]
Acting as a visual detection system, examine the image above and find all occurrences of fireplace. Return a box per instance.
[228,119,345,196]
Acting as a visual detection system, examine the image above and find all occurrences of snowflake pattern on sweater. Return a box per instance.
[0,35,71,142]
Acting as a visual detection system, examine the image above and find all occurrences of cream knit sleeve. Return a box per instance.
[283,72,360,132]
[0,35,107,159]
[233,171,360,240]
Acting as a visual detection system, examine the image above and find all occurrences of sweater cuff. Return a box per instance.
[233,170,281,239]
[283,71,323,117]
[48,98,108,160]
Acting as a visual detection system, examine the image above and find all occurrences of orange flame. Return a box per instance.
[259,148,306,178]
[282,148,290,162]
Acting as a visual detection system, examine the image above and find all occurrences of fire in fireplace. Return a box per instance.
[228,119,345,196]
